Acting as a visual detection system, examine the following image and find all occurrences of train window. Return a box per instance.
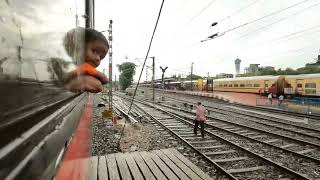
[228,84,232,87]
[224,84,227,87]
[219,84,223,87]
[240,84,245,87]
[297,84,303,88]
[305,83,316,88]
[305,89,316,94]
[254,84,260,87]
[234,84,239,87]
[246,84,252,87]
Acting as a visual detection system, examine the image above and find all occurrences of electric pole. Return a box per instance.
[190,62,194,91]
[108,20,113,111]
[146,66,149,83]
[160,66,168,101]
[152,57,155,102]
[114,75,117,91]
[207,72,209,91]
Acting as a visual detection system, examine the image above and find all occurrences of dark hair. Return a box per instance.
[84,28,109,48]
[63,27,109,63]
[197,102,201,105]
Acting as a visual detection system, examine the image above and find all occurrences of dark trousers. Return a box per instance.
[194,120,205,138]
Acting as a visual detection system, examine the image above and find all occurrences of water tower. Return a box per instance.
[235,57,241,75]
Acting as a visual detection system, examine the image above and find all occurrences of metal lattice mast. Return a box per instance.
[108,20,113,110]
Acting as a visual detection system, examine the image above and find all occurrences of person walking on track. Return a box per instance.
[194,102,208,138]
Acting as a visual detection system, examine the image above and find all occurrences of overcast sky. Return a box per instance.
[95,0,320,81]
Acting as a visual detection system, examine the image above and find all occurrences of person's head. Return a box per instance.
[63,27,109,67]
[197,102,201,106]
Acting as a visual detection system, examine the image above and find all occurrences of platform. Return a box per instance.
[58,148,213,180]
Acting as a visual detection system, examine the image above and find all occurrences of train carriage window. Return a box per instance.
[305,89,316,94]
[240,84,245,87]
[234,84,239,87]
[305,83,316,88]
[219,84,223,87]
[254,84,260,87]
[224,84,227,87]
[246,84,252,87]
[228,84,232,87]
[297,84,303,88]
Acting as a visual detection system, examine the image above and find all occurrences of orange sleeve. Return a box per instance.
[76,63,97,76]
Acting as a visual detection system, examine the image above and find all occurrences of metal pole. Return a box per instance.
[160,66,168,101]
[152,57,155,102]
[191,62,193,91]
[108,20,113,111]
[207,72,209,91]
[114,75,117,91]
[146,66,149,83]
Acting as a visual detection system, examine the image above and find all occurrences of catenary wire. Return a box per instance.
[118,0,165,146]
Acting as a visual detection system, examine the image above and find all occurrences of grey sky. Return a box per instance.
[95,0,320,81]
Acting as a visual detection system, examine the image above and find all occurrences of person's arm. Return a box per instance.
[65,75,102,93]
[64,63,108,84]
[95,71,108,84]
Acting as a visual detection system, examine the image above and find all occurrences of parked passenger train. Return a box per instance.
[141,73,320,97]
[198,74,320,97]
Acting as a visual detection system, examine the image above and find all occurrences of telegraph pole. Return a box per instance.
[190,62,194,91]
[152,57,155,102]
[108,20,113,111]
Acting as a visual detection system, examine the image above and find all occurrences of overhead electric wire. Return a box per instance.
[218,0,261,23]
[118,0,165,146]
[204,0,311,41]
[237,1,320,40]
[188,0,217,23]
[261,24,320,45]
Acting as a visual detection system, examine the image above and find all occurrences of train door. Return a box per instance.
[296,79,304,95]
[264,80,269,93]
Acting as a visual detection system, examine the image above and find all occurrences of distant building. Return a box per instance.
[216,73,234,78]
[245,64,260,74]
[235,58,241,75]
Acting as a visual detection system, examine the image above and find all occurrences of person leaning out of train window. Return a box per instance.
[63,27,109,93]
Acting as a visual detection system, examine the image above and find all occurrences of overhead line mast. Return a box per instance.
[108,20,113,111]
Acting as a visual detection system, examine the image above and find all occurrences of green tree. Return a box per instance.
[258,67,277,76]
[185,74,203,80]
[117,62,136,90]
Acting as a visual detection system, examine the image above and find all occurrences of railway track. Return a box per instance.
[116,94,317,179]
[162,89,320,119]
[162,96,320,140]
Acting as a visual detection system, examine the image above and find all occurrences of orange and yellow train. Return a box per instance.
[197,74,320,96]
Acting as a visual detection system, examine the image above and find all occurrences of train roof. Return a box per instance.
[213,75,280,82]
[284,73,320,79]
[168,81,181,84]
